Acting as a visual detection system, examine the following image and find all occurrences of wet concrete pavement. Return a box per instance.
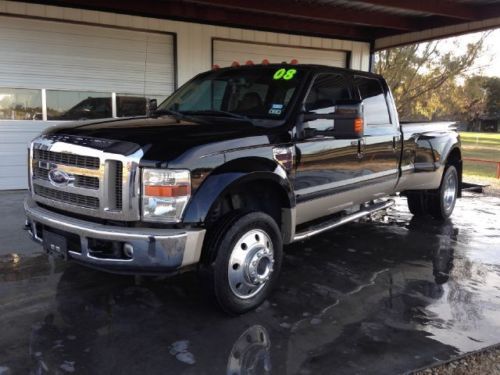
[0,191,499,374]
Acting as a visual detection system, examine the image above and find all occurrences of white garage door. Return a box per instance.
[213,39,348,68]
[0,16,175,94]
[0,16,175,190]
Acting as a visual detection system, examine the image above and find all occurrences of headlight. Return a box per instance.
[141,169,191,223]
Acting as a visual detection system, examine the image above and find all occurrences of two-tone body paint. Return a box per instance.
[39,65,461,245]
[395,123,461,192]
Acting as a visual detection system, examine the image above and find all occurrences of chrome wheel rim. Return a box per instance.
[228,229,274,299]
[443,171,457,213]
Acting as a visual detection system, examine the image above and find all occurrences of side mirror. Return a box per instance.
[333,100,364,139]
[302,100,364,139]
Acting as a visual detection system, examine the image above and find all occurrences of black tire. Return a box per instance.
[428,166,459,221]
[407,192,428,216]
[199,211,283,314]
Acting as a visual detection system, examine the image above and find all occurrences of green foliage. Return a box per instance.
[483,77,500,115]
[375,34,489,121]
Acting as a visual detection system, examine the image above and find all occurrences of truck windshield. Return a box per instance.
[158,67,304,121]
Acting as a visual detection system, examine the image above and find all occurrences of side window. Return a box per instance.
[354,76,391,126]
[304,73,351,131]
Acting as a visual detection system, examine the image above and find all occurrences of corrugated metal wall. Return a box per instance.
[213,39,348,67]
[0,16,175,94]
[0,1,371,82]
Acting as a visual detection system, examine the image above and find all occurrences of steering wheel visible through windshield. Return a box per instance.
[158,66,304,124]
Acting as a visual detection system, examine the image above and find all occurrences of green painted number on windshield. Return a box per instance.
[273,68,297,80]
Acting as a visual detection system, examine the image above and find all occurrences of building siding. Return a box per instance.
[0,0,371,190]
[0,0,371,81]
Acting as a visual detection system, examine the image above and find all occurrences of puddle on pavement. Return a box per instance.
[0,192,499,374]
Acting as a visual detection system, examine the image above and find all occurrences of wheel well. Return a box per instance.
[446,147,462,197]
[206,179,290,236]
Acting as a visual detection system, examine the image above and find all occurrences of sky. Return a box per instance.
[439,28,500,78]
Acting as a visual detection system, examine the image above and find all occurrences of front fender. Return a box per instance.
[183,159,295,224]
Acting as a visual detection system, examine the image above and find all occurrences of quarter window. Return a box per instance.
[354,76,391,126]
[0,88,42,120]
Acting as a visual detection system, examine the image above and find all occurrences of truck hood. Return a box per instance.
[43,116,288,166]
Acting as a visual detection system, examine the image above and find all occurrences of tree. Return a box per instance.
[483,77,500,116]
[375,33,489,121]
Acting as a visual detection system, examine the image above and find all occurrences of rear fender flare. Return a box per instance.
[438,133,461,165]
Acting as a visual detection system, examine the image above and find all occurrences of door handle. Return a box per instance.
[357,138,365,159]
[392,136,401,152]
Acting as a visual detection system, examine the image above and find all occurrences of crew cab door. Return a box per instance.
[293,73,402,225]
[293,72,365,224]
[352,75,401,197]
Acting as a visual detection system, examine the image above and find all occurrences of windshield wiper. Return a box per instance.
[183,109,254,124]
[150,108,187,119]
[149,108,214,125]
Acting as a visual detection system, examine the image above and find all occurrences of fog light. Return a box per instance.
[123,243,134,259]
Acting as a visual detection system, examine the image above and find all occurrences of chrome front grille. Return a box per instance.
[115,161,123,210]
[33,166,100,190]
[30,135,142,221]
[33,149,100,169]
[34,185,100,209]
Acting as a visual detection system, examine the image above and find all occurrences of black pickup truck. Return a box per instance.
[25,64,462,313]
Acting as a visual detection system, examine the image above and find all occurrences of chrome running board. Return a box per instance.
[293,199,395,242]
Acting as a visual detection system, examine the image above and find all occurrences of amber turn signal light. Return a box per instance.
[354,118,364,134]
[144,185,191,197]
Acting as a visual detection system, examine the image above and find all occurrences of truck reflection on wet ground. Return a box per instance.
[0,192,499,374]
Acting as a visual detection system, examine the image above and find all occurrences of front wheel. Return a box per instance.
[201,211,283,314]
[429,166,459,220]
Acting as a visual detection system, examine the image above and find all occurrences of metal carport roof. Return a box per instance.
[15,0,500,49]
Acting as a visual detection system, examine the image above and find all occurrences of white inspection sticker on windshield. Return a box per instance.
[269,104,283,115]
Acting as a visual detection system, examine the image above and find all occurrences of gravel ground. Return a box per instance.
[414,345,500,375]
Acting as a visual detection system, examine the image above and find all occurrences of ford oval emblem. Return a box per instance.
[48,169,74,187]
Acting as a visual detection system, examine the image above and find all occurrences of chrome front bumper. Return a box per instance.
[24,196,206,274]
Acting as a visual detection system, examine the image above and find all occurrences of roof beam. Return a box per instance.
[27,0,381,40]
[357,0,479,20]
[185,0,418,31]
